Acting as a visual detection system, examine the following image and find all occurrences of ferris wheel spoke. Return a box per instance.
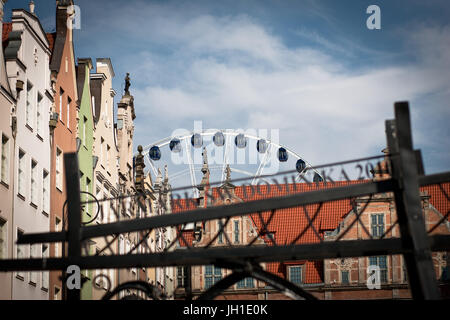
[147,157,158,177]
[184,138,199,197]
[253,143,274,185]
[252,144,271,185]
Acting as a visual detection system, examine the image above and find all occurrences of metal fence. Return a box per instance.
[0,101,449,300]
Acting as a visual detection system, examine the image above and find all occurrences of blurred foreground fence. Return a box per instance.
[0,102,449,300]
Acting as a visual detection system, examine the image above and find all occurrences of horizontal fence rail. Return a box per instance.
[1,102,449,300]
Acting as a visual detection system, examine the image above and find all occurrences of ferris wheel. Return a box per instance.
[139,129,323,197]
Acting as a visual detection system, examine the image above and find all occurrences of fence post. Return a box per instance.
[64,153,82,301]
[386,102,440,299]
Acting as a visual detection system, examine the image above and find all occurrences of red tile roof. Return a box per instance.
[2,23,55,52]
[173,180,449,285]
[2,22,12,46]
[421,182,450,222]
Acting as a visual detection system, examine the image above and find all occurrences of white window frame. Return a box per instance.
[0,218,7,259]
[29,244,39,285]
[42,170,50,214]
[85,177,91,216]
[59,88,63,118]
[56,148,62,191]
[66,97,71,128]
[30,160,38,206]
[26,81,34,128]
[41,244,49,290]
[1,134,10,185]
[55,217,61,257]
[100,138,104,166]
[287,265,303,286]
[36,93,43,137]
[16,229,26,280]
[18,149,26,197]
[83,116,87,146]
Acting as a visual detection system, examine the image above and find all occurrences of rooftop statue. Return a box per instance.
[124,72,131,95]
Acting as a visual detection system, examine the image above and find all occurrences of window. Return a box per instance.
[177,266,188,288]
[103,188,109,223]
[56,148,62,190]
[1,134,10,184]
[59,88,63,118]
[341,270,349,284]
[16,230,25,279]
[100,138,104,166]
[66,97,71,127]
[54,286,61,300]
[85,178,91,216]
[288,265,303,285]
[42,170,49,214]
[234,220,239,244]
[55,217,61,257]
[41,244,49,290]
[369,256,388,283]
[371,214,384,237]
[83,116,87,145]
[119,235,125,254]
[26,82,33,128]
[36,93,43,136]
[18,150,26,197]
[30,160,38,206]
[91,96,96,118]
[237,277,254,289]
[29,244,39,284]
[204,265,222,289]
[217,220,223,244]
[0,218,6,259]
[106,145,110,167]
[96,187,102,222]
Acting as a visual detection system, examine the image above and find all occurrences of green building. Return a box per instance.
[76,58,94,300]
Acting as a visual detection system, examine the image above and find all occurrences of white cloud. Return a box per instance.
[95,3,449,178]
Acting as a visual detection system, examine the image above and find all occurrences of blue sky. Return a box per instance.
[5,0,450,187]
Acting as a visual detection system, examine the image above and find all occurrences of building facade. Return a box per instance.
[75,57,94,300]
[0,0,16,301]
[3,5,52,300]
[174,151,450,300]
[115,78,140,297]
[48,0,78,301]
[89,58,120,300]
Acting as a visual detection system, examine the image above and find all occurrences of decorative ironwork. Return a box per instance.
[0,102,449,300]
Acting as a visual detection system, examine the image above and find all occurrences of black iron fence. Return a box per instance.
[0,102,449,300]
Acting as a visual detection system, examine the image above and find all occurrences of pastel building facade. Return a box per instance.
[0,0,16,301]
[89,58,120,299]
[4,6,52,300]
[48,0,78,300]
[75,57,94,300]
